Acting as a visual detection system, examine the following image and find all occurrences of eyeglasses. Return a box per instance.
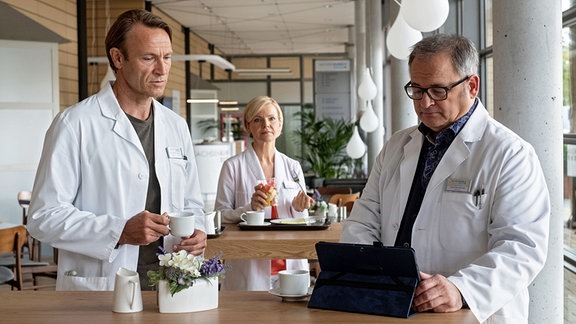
[404,75,469,101]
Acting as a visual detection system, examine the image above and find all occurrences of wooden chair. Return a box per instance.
[5,191,59,289]
[17,191,40,261]
[0,225,27,290]
[0,223,57,290]
[328,192,360,213]
[315,187,352,196]
[315,187,352,204]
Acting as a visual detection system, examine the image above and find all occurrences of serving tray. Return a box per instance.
[207,226,225,239]
[237,223,330,231]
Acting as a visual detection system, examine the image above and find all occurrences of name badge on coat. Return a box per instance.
[445,178,471,193]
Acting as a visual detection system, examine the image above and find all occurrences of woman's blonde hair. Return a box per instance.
[243,96,284,132]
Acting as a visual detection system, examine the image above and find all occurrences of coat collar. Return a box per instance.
[245,144,283,182]
[95,82,168,155]
[426,99,489,191]
[403,99,489,193]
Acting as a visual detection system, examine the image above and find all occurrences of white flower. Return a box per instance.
[158,253,172,267]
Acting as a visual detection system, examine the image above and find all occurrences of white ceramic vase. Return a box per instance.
[157,277,219,313]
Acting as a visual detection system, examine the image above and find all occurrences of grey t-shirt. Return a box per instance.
[125,108,162,290]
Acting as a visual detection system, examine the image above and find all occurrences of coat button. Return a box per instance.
[392,223,399,230]
[138,173,145,180]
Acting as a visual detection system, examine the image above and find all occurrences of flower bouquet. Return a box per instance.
[309,189,328,216]
[147,247,225,313]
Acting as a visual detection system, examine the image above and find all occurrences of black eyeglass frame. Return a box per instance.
[404,75,470,101]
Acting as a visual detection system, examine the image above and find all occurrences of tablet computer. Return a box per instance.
[308,241,420,318]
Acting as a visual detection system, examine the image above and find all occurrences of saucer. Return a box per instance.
[239,222,271,226]
[268,287,313,301]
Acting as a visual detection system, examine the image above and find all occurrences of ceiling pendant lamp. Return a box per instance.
[359,101,378,132]
[385,7,422,60]
[401,0,449,33]
[357,67,377,101]
[346,126,366,159]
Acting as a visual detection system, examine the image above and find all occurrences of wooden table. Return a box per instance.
[205,222,343,260]
[0,290,479,323]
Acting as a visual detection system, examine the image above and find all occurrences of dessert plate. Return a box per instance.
[270,218,308,225]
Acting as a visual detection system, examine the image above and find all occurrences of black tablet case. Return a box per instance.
[308,241,420,318]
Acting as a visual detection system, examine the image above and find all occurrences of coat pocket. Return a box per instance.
[438,191,488,253]
[60,272,109,290]
[169,159,189,210]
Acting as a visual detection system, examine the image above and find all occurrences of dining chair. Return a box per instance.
[315,187,352,196]
[315,187,353,204]
[328,192,360,210]
[17,191,40,261]
[6,191,59,289]
[0,225,27,290]
[0,226,57,290]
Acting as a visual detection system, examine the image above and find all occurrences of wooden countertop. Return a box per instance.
[205,222,343,260]
[0,290,479,323]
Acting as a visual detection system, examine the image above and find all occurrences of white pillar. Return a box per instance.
[493,1,563,323]
[355,0,366,121]
[366,0,384,172]
[347,26,356,121]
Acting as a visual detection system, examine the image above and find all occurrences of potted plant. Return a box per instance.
[147,247,226,313]
[293,106,355,185]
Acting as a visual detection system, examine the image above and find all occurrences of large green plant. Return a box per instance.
[294,107,355,179]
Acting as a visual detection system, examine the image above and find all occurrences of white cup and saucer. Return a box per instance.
[239,211,270,226]
[268,269,312,301]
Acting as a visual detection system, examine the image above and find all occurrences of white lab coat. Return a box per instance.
[27,83,205,291]
[340,102,550,324]
[215,145,309,290]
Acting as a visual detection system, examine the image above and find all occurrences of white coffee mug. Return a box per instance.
[112,267,143,313]
[169,211,196,237]
[278,269,310,296]
[328,203,338,216]
[240,211,265,225]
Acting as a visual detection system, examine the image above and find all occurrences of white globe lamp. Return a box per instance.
[385,11,422,60]
[400,0,450,33]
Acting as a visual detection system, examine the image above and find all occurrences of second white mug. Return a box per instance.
[240,211,265,225]
[278,269,310,296]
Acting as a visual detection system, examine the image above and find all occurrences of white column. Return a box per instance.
[366,0,384,172]
[347,26,356,121]
[493,1,563,323]
[355,0,366,121]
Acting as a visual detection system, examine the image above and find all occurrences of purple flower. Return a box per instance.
[157,246,167,256]
[312,189,322,202]
[200,256,224,276]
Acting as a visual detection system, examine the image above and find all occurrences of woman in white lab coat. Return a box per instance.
[215,96,314,291]
[27,10,205,291]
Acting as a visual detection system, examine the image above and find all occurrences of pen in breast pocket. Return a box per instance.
[473,188,485,208]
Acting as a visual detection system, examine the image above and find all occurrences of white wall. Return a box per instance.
[0,40,59,256]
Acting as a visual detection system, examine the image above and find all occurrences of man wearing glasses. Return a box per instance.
[341,34,549,323]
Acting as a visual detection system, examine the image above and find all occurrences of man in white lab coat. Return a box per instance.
[340,34,550,323]
[27,9,206,291]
